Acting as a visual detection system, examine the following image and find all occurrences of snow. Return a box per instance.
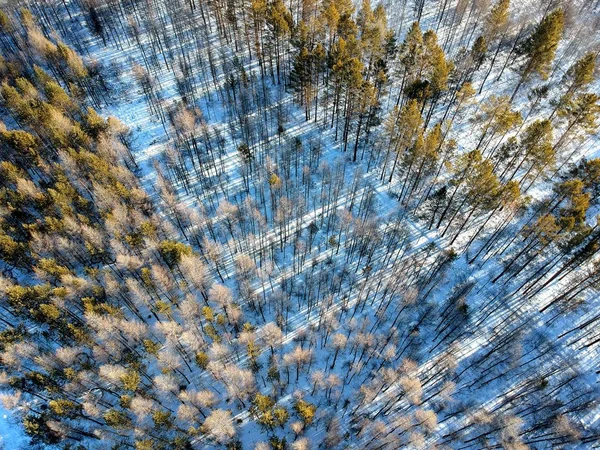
[0,0,599,448]
[0,403,26,450]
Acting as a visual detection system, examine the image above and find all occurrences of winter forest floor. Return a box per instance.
[1,0,600,449]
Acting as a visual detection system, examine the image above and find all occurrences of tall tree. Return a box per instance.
[381,99,423,184]
[478,0,510,93]
[511,9,564,101]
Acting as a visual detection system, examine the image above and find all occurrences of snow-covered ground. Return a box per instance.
[1,0,599,447]
[0,402,26,450]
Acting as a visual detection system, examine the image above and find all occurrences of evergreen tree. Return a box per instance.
[511,9,565,101]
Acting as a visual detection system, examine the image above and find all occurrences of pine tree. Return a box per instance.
[511,9,565,101]
[267,0,294,84]
[396,21,424,105]
[403,122,441,204]
[485,0,510,40]
[1,4,599,449]
[352,80,377,162]
[329,36,364,148]
[549,52,597,120]
[382,99,423,184]
[470,36,487,72]
[474,95,522,156]
[502,119,554,186]
[422,30,452,126]
[290,46,314,120]
[442,153,500,238]
[478,0,510,93]
[554,93,600,154]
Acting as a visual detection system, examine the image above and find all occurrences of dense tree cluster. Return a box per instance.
[0,0,599,449]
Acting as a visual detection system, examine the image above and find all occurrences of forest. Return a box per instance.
[0,0,599,448]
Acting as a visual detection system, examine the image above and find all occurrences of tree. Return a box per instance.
[470,35,487,73]
[250,394,288,430]
[511,9,565,100]
[283,345,313,382]
[485,0,510,39]
[503,119,554,186]
[158,240,193,267]
[443,157,501,243]
[549,52,597,120]
[290,46,314,121]
[179,253,212,300]
[1,4,600,449]
[415,409,437,434]
[421,30,452,126]
[433,149,492,230]
[399,376,422,405]
[202,409,236,444]
[554,92,600,153]
[324,416,343,447]
[329,333,347,369]
[294,399,317,425]
[291,437,310,450]
[262,322,283,354]
[396,21,424,104]
[267,0,293,83]
[382,99,423,183]
[329,36,364,148]
[210,284,234,321]
[213,363,255,407]
[352,80,377,162]
[474,95,521,156]
[104,409,132,430]
[401,123,441,205]
[478,0,510,93]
